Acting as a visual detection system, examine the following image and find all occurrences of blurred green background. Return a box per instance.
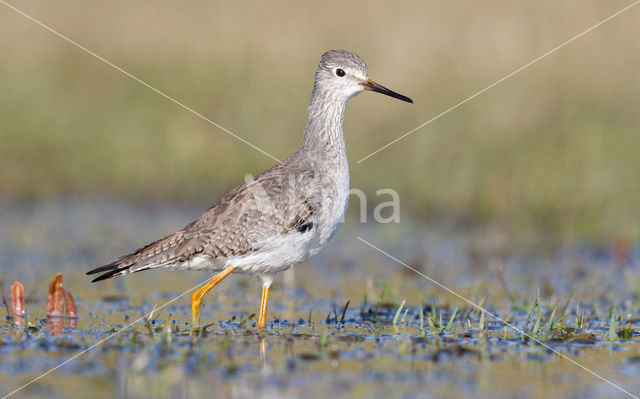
[1,0,639,243]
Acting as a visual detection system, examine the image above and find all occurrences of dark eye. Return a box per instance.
[335,68,346,77]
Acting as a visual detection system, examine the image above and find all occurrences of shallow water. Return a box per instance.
[1,198,639,399]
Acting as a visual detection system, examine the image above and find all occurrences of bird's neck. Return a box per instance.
[301,90,347,153]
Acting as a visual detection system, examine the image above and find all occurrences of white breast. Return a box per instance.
[313,157,350,254]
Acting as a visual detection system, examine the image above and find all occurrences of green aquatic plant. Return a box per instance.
[444,305,458,332]
[392,299,405,327]
[609,310,617,346]
[340,300,350,324]
[419,307,425,337]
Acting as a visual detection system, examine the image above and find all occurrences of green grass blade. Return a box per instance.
[393,299,406,327]
[445,305,459,331]
[609,311,616,346]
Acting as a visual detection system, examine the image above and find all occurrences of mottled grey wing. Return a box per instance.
[87,165,318,282]
[183,166,318,258]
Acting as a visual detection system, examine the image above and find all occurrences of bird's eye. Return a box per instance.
[335,68,346,77]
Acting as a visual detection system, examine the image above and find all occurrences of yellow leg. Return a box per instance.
[258,284,270,329]
[191,267,236,325]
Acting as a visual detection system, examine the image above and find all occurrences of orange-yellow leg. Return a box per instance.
[191,267,236,326]
[258,284,270,329]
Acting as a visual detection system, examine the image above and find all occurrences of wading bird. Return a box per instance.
[87,50,412,328]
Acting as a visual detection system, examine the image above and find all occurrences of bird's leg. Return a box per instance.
[257,282,271,329]
[191,266,236,326]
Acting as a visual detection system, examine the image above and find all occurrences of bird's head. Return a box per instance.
[314,49,413,104]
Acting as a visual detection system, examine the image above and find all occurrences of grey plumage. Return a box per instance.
[88,50,411,285]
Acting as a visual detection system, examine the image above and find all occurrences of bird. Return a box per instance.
[87,50,413,329]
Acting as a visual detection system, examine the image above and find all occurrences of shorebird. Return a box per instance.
[87,50,412,329]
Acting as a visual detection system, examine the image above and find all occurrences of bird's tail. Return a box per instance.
[86,261,132,282]
[86,233,177,282]
[87,258,164,282]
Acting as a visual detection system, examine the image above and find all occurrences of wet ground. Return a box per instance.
[1,198,640,399]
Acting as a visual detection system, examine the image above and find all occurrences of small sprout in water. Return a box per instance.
[543,303,559,341]
[532,288,541,335]
[371,292,383,323]
[340,300,350,324]
[47,273,65,317]
[609,311,616,346]
[392,300,405,327]
[401,307,409,325]
[10,281,25,318]
[426,314,441,347]
[445,305,458,331]
[66,292,78,318]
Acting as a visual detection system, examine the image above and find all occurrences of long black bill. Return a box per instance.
[362,79,413,103]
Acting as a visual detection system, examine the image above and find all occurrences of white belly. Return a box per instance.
[177,229,317,275]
